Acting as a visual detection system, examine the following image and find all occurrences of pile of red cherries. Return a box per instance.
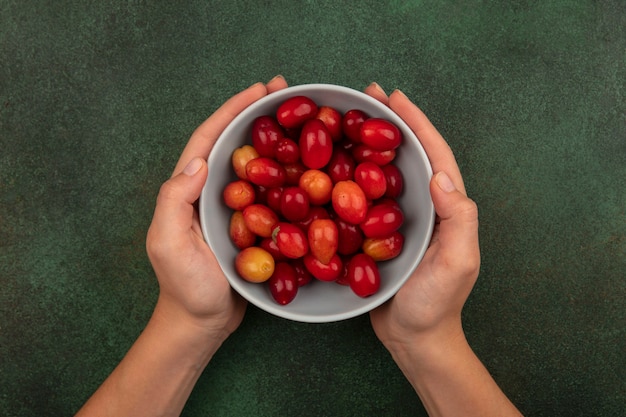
[222,95,405,305]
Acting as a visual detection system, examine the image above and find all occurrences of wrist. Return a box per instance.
[151,295,232,357]
[77,295,230,415]
[384,317,467,372]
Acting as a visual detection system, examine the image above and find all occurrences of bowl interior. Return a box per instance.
[200,84,435,323]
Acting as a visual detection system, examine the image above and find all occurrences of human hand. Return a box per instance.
[366,83,480,352]
[75,77,291,417]
[146,76,289,341]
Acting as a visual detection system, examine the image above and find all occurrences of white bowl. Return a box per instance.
[200,84,435,323]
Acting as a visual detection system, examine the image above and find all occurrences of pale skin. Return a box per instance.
[365,83,523,416]
[75,76,522,417]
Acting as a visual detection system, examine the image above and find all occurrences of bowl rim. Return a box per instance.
[200,83,435,323]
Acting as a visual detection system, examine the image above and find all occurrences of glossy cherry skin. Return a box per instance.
[347,253,380,297]
[229,211,256,250]
[298,169,333,206]
[354,161,387,200]
[331,180,368,225]
[242,204,279,238]
[245,157,286,188]
[359,118,402,151]
[277,95,318,129]
[362,231,404,261]
[292,258,313,287]
[316,105,343,141]
[303,253,343,282]
[280,186,310,222]
[235,247,275,283]
[307,219,338,264]
[334,216,364,256]
[352,145,396,166]
[251,115,284,157]
[265,187,283,213]
[231,145,259,180]
[342,109,368,143]
[382,163,404,198]
[359,202,404,238]
[326,148,356,183]
[282,161,307,185]
[335,258,351,286]
[275,138,300,164]
[295,205,330,232]
[268,262,299,305]
[272,222,309,259]
[299,119,333,169]
[259,237,288,261]
[222,179,256,211]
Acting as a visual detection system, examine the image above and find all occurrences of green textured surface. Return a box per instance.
[1,1,625,416]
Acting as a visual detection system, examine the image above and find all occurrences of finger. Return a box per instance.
[152,158,209,242]
[364,82,389,105]
[429,171,480,275]
[173,82,269,176]
[266,74,288,93]
[388,90,466,195]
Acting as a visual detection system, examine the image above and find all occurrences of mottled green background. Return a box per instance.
[1,1,624,416]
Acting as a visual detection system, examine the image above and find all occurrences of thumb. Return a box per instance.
[152,157,208,238]
[429,171,480,272]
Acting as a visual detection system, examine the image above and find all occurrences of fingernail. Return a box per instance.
[369,82,386,95]
[435,171,456,193]
[248,81,264,89]
[183,158,203,176]
[268,74,285,83]
[393,88,408,99]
